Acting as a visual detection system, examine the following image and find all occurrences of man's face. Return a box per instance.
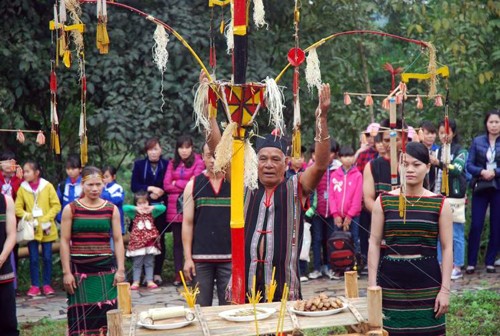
[382,130,402,153]
[202,144,215,173]
[422,129,437,148]
[258,147,286,188]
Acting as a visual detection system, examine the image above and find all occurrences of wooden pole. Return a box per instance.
[106,309,123,336]
[230,0,248,304]
[117,282,131,315]
[367,286,383,329]
[344,271,359,299]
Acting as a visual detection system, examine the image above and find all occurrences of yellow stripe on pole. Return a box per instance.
[231,133,245,229]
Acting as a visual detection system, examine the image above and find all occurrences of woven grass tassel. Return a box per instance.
[416,95,423,109]
[344,93,352,105]
[244,140,258,190]
[305,48,322,93]
[96,0,109,54]
[252,0,268,29]
[16,130,25,144]
[80,135,88,167]
[364,95,373,106]
[36,131,46,145]
[441,168,449,196]
[214,122,238,174]
[264,77,285,136]
[399,192,406,222]
[292,128,301,159]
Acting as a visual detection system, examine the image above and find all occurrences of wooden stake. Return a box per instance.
[117,282,131,315]
[344,271,359,299]
[106,309,123,336]
[367,286,383,329]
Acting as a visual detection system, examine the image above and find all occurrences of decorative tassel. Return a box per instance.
[398,152,407,222]
[305,48,322,93]
[193,81,210,132]
[416,95,423,109]
[59,0,67,23]
[36,131,46,145]
[396,94,403,105]
[264,77,285,135]
[381,98,390,110]
[16,130,25,144]
[399,192,406,222]
[214,122,238,174]
[252,0,268,29]
[434,95,443,107]
[426,42,437,98]
[62,49,71,68]
[244,140,258,190]
[51,129,61,155]
[364,95,373,106]
[152,24,170,73]
[343,93,352,105]
[441,168,449,196]
[80,135,88,167]
[224,19,234,53]
[96,22,110,54]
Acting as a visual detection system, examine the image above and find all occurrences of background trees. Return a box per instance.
[1,0,498,183]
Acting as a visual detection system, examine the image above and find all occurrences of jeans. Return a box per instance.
[468,188,500,266]
[437,222,465,267]
[153,215,167,276]
[27,241,53,287]
[132,255,155,282]
[311,215,334,272]
[194,262,232,307]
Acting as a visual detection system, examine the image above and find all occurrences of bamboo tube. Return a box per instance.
[117,282,131,315]
[367,286,383,329]
[106,309,123,336]
[344,271,359,299]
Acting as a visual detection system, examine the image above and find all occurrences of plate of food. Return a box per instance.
[137,319,195,330]
[218,307,276,322]
[290,294,348,317]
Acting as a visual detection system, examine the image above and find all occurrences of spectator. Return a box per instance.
[101,165,125,234]
[355,123,380,173]
[56,155,82,223]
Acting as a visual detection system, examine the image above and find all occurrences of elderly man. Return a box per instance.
[207,83,332,301]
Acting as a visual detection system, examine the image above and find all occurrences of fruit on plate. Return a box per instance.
[293,293,343,312]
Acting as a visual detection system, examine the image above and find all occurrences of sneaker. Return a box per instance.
[153,275,163,286]
[321,265,329,276]
[326,269,341,280]
[465,266,475,274]
[173,274,182,286]
[300,276,309,282]
[27,286,41,297]
[495,259,500,266]
[308,270,322,279]
[42,285,55,296]
[486,266,496,274]
[130,282,140,290]
[451,269,463,280]
[147,281,159,289]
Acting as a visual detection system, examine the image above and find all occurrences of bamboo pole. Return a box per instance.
[344,271,359,299]
[367,286,383,329]
[106,309,123,336]
[117,282,131,315]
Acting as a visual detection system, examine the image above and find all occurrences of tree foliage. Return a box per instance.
[0,0,498,182]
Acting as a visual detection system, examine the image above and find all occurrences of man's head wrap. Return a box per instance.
[255,134,288,154]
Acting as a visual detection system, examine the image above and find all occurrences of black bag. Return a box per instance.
[327,231,357,272]
[472,178,498,194]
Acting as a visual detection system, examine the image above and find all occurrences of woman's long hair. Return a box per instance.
[484,109,500,134]
[173,135,195,170]
[438,118,460,144]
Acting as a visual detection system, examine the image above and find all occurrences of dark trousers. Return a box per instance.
[468,188,500,266]
[194,262,232,306]
[311,215,334,271]
[153,215,167,276]
[172,223,184,276]
[359,209,372,264]
[0,281,19,336]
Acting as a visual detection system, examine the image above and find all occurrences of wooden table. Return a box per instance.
[120,297,369,336]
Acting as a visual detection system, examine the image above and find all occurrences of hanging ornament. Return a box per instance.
[396,94,403,105]
[16,130,25,144]
[416,95,423,109]
[343,93,352,105]
[364,95,373,106]
[252,0,268,29]
[36,131,46,145]
[381,98,390,110]
[305,48,322,93]
[96,0,110,54]
[434,95,443,107]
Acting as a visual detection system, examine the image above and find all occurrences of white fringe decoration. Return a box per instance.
[244,140,258,190]
[59,0,66,23]
[293,94,301,127]
[264,77,285,135]
[252,0,268,29]
[225,20,234,54]
[305,48,322,93]
[152,24,170,111]
[193,82,210,132]
[79,112,84,138]
[214,122,238,174]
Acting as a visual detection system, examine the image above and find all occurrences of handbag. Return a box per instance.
[176,193,184,214]
[447,198,466,223]
[472,179,498,194]
[17,214,36,244]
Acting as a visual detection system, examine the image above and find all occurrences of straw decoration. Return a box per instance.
[179,271,199,308]
[246,275,262,336]
[276,283,289,336]
[265,266,277,303]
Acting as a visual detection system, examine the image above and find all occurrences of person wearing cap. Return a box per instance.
[206,83,332,301]
[355,123,380,173]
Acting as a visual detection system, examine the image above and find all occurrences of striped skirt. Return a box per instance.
[378,255,445,336]
[67,262,117,336]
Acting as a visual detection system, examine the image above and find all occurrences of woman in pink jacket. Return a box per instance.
[163,135,205,285]
[329,146,363,253]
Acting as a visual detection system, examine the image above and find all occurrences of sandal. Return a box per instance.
[130,282,140,290]
[147,282,159,289]
[465,266,475,274]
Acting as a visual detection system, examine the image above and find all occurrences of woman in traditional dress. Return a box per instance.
[60,166,125,336]
[368,142,453,336]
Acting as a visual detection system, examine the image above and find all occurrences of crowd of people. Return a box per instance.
[0,103,498,335]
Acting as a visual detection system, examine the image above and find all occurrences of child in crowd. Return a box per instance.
[124,191,166,290]
[329,146,362,254]
[101,166,125,234]
[56,155,82,223]
[15,160,61,296]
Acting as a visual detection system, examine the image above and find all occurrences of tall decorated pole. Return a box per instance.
[230,0,248,304]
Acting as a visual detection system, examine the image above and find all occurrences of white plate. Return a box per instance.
[218,307,276,322]
[289,303,348,317]
[137,319,194,330]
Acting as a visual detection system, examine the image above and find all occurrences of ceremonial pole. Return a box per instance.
[230,0,248,304]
